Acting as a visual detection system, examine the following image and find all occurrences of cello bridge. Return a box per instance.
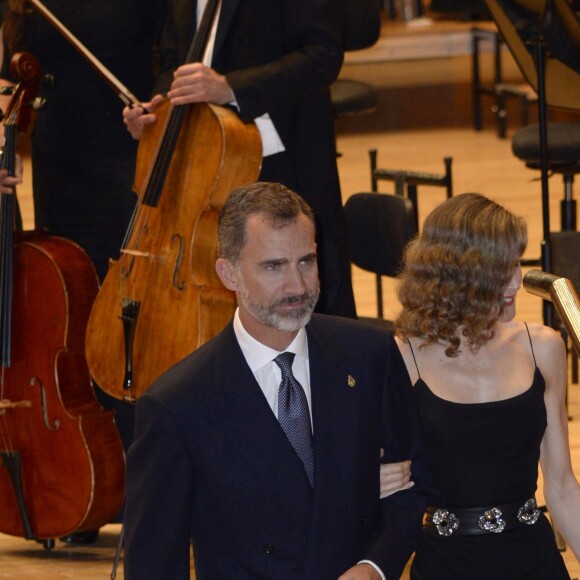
[0,399,32,410]
[120,249,166,263]
[121,249,151,258]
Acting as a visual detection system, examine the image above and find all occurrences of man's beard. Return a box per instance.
[237,281,319,333]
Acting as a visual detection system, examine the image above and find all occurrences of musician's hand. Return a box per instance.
[168,63,235,106]
[338,563,382,580]
[123,94,164,140]
[0,155,23,194]
[380,459,413,498]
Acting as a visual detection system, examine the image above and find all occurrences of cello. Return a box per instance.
[0,53,125,548]
[84,0,261,402]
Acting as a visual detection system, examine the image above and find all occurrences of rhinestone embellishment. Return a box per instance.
[517,498,541,525]
[478,507,506,533]
[432,509,460,536]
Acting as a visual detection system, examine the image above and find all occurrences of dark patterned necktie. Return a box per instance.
[274,352,314,487]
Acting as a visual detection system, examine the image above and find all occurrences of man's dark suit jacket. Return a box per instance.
[154,0,356,317]
[123,314,434,579]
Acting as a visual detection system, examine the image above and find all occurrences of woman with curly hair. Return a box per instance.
[389,193,580,578]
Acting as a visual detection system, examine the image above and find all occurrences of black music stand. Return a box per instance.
[484,0,580,327]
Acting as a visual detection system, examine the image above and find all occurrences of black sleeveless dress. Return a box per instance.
[408,330,570,580]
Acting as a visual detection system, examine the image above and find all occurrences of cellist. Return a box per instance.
[0,0,167,542]
[123,0,358,319]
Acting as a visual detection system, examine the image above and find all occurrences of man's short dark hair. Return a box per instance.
[218,182,315,263]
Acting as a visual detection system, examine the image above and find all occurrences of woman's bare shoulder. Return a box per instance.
[524,322,566,375]
[525,321,564,349]
[394,335,420,383]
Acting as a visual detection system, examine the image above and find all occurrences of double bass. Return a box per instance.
[0,53,125,549]
[84,0,261,402]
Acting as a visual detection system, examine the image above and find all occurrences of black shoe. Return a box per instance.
[59,530,100,544]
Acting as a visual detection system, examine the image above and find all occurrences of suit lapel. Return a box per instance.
[179,0,199,55]
[213,0,242,61]
[307,318,358,489]
[206,325,313,503]
[305,319,373,566]
[185,0,228,63]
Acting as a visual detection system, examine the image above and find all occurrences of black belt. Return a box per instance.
[424,498,541,536]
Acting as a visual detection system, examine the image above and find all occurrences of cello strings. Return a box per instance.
[120,0,219,281]
[0,105,21,453]
[119,101,183,302]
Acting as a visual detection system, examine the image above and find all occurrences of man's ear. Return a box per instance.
[215,258,239,291]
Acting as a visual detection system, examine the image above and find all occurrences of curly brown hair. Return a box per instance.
[395,193,527,357]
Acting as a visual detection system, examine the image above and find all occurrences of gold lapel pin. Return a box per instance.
[347,375,356,388]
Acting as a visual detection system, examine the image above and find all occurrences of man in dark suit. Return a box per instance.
[123,0,357,318]
[123,182,434,579]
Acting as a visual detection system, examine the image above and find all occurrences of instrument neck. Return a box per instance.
[0,123,17,368]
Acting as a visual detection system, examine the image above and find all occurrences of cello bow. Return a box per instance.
[26,0,142,108]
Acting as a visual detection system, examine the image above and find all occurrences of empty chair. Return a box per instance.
[331,79,379,118]
[344,192,417,328]
[512,123,580,230]
[331,0,381,134]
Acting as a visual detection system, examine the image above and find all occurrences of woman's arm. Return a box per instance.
[535,323,580,562]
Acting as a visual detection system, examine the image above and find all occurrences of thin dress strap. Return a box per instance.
[524,322,537,366]
[407,339,421,379]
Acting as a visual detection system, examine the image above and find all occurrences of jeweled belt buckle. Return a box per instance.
[517,498,541,525]
[478,507,506,533]
[432,509,460,536]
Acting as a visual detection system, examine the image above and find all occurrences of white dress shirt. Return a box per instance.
[233,309,312,428]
